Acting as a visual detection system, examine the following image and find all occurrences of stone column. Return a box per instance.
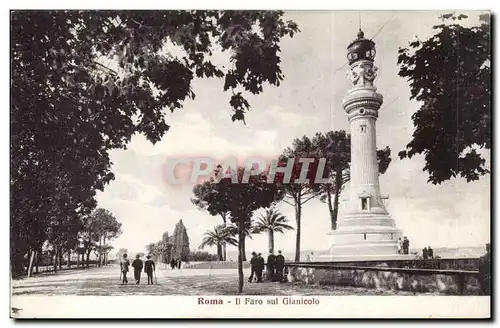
[321,34,408,260]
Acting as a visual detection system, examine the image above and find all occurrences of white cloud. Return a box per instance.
[95,11,490,257]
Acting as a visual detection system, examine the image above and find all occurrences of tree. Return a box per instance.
[170,220,190,261]
[397,13,491,184]
[189,251,219,262]
[116,248,128,260]
[277,136,323,262]
[199,225,237,261]
[157,232,172,263]
[312,131,391,230]
[11,10,299,276]
[254,208,293,253]
[80,208,122,268]
[225,219,256,261]
[192,184,231,260]
[192,166,282,293]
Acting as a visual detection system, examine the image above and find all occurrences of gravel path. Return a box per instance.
[11,265,432,296]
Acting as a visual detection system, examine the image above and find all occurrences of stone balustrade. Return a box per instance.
[285,261,481,295]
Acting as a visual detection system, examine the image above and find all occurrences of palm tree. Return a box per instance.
[199,225,237,261]
[254,208,294,254]
[225,219,255,261]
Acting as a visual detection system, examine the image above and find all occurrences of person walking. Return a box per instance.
[479,243,491,295]
[266,251,276,281]
[256,253,265,283]
[144,255,156,285]
[120,253,130,285]
[131,254,144,284]
[275,250,285,283]
[170,258,176,270]
[248,252,257,283]
[397,238,403,254]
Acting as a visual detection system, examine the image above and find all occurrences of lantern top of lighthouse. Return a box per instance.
[347,30,376,65]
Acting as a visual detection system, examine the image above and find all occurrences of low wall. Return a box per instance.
[286,263,481,295]
[305,258,480,271]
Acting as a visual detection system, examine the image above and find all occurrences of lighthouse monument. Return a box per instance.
[323,30,408,260]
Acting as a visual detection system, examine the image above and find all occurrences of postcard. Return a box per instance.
[10,9,491,319]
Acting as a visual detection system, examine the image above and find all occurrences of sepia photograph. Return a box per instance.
[9,8,491,319]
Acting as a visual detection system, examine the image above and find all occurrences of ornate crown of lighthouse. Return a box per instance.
[324,30,406,260]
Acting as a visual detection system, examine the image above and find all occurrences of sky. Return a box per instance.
[95,10,491,257]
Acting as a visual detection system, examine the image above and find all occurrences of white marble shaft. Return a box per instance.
[326,59,403,259]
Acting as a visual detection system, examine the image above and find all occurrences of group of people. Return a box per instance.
[397,236,410,255]
[169,258,182,270]
[248,250,287,283]
[421,246,434,259]
[119,253,156,285]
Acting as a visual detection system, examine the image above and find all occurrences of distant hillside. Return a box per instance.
[224,246,486,262]
[224,249,319,262]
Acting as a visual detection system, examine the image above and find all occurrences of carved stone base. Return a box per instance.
[323,213,404,258]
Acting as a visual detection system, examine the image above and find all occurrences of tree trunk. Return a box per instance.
[98,236,102,267]
[268,230,275,254]
[67,249,71,268]
[35,249,39,274]
[332,170,342,231]
[86,249,91,268]
[76,253,80,268]
[326,186,335,230]
[221,213,227,261]
[241,235,247,262]
[27,250,35,277]
[237,219,244,294]
[53,247,58,273]
[295,199,302,262]
[217,244,223,261]
[103,235,107,266]
[58,249,63,270]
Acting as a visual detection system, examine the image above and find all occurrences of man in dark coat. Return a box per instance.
[275,250,285,283]
[131,254,144,284]
[170,258,176,270]
[120,253,130,285]
[427,246,434,259]
[144,255,156,285]
[266,251,276,281]
[256,253,265,283]
[402,236,410,255]
[478,243,491,295]
[248,252,257,283]
[422,247,428,260]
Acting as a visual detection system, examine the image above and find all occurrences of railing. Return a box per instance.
[285,262,479,276]
[286,257,480,270]
[284,262,481,295]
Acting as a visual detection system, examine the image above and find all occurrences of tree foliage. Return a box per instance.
[171,220,191,261]
[199,225,237,261]
[397,13,490,184]
[313,130,391,230]
[277,136,325,262]
[189,250,219,262]
[80,208,122,267]
[253,208,293,253]
[192,166,282,293]
[11,10,298,276]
